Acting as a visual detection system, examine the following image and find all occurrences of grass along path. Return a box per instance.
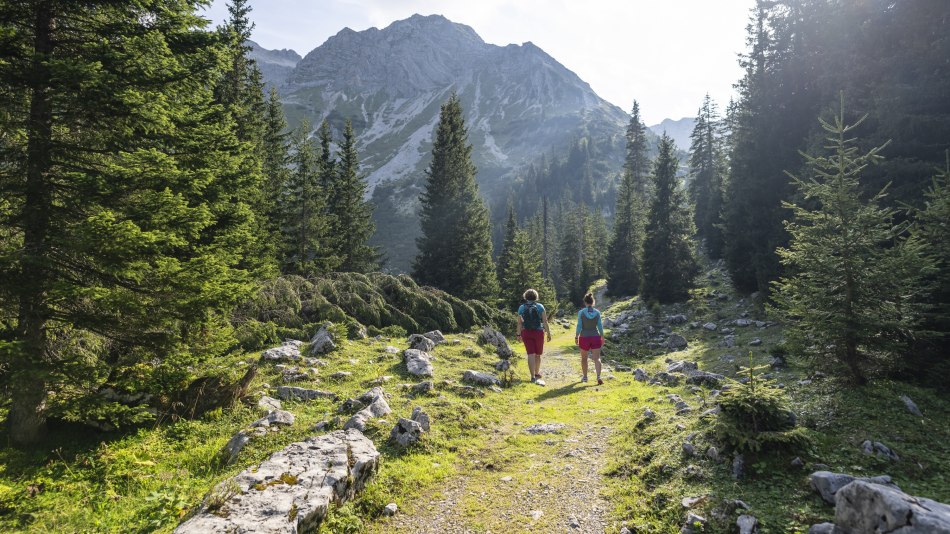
[370,328,649,533]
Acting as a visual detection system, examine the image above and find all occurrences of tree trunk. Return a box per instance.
[7,376,48,446]
[9,0,55,446]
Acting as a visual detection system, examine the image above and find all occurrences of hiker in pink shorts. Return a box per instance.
[575,292,605,385]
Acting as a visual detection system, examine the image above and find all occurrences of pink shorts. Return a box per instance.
[521,329,545,355]
[578,336,603,351]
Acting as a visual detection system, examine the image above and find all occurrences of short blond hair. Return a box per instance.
[523,288,539,301]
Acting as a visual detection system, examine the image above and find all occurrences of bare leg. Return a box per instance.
[592,348,602,379]
[581,349,589,378]
[535,354,543,377]
[526,353,537,381]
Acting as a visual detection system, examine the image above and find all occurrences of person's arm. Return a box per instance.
[516,313,523,337]
[542,312,552,341]
[575,310,583,345]
[597,311,605,341]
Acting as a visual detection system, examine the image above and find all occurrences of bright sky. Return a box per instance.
[202,0,754,125]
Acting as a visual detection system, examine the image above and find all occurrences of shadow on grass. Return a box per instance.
[533,382,583,402]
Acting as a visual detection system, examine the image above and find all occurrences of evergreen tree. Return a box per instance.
[213,0,273,274]
[642,135,700,304]
[915,153,950,368]
[501,228,557,313]
[316,120,335,192]
[607,100,651,296]
[688,94,726,258]
[497,201,518,283]
[280,122,329,275]
[773,100,927,384]
[0,0,257,445]
[413,94,499,301]
[326,120,380,273]
[261,88,290,231]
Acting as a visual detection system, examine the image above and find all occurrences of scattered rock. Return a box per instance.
[683,512,707,533]
[525,423,565,434]
[749,337,763,346]
[384,345,400,354]
[735,318,753,327]
[807,523,842,534]
[462,346,481,357]
[791,457,805,468]
[706,446,720,461]
[732,454,745,480]
[530,510,543,521]
[177,429,379,533]
[685,370,725,387]
[462,369,501,387]
[643,408,656,420]
[831,480,950,533]
[344,388,391,432]
[408,334,436,352]
[702,322,718,331]
[328,371,352,381]
[737,514,759,534]
[494,359,511,372]
[683,442,696,456]
[410,407,431,432]
[275,386,336,402]
[383,503,398,516]
[568,514,581,528]
[478,325,513,359]
[280,367,311,382]
[720,335,737,348]
[403,349,434,377]
[390,417,424,447]
[310,322,336,354]
[488,385,503,393]
[250,409,295,427]
[260,341,302,362]
[809,470,900,504]
[220,430,252,464]
[874,441,900,461]
[257,395,282,412]
[633,368,650,382]
[668,360,699,373]
[668,314,688,325]
[454,385,485,397]
[900,394,923,417]
[770,355,786,368]
[650,372,681,386]
[667,334,688,350]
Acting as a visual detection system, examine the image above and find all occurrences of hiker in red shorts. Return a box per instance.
[516,288,552,385]
[575,292,605,385]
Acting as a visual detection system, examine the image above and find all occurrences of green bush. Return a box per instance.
[715,354,810,453]
[233,319,279,351]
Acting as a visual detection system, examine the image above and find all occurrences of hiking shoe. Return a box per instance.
[535,379,546,386]
[597,378,604,385]
[581,375,588,383]
[535,373,542,379]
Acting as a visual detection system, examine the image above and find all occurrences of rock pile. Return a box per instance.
[342,387,392,432]
[390,407,431,447]
[403,349,434,377]
[478,325,513,359]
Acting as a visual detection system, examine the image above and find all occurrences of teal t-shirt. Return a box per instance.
[517,301,546,330]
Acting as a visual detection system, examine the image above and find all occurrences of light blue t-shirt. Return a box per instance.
[517,301,546,330]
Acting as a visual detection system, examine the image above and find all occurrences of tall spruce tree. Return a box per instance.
[261,88,290,232]
[215,0,273,273]
[641,135,699,304]
[280,121,329,275]
[688,94,726,258]
[606,101,651,296]
[773,100,926,384]
[327,119,380,272]
[501,228,557,313]
[0,0,257,445]
[915,153,950,370]
[413,94,499,301]
[497,201,518,283]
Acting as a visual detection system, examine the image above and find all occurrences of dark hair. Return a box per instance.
[583,292,595,306]
[524,288,539,301]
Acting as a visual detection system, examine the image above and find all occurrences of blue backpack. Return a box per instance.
[522,302,542,330]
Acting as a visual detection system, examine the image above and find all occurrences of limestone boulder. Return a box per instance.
[177,429,380,534]
[403,349,434,377]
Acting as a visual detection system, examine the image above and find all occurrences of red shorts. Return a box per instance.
[578,336,603,351]
[521,329,545,355]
